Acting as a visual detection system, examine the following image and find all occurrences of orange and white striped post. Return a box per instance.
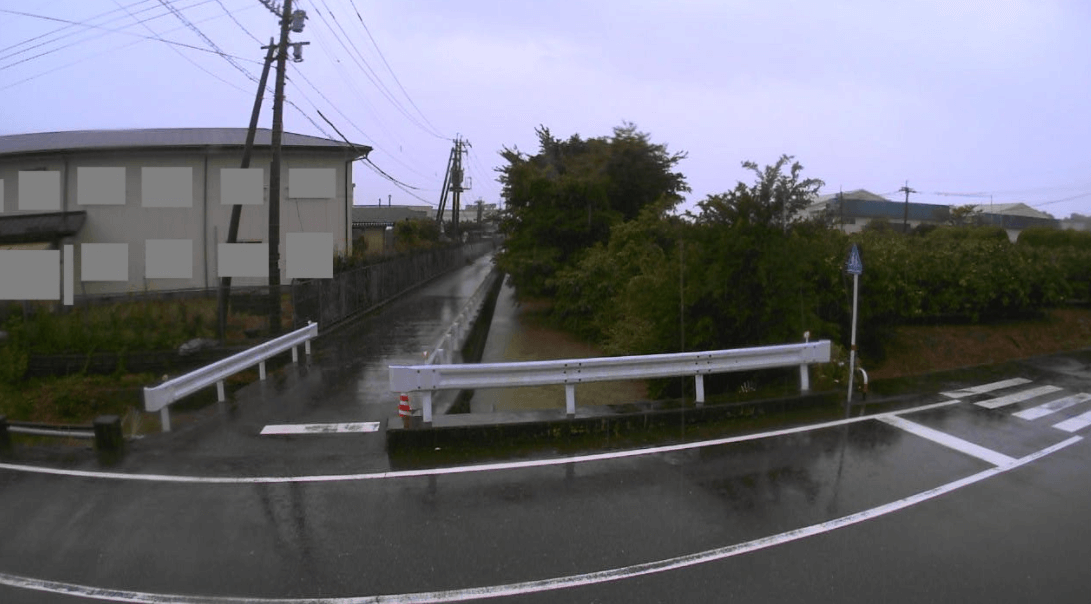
[398,393,413,428]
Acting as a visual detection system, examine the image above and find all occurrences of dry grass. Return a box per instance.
[872,307,1091,380]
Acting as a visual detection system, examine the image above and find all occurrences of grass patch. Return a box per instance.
[871,306,1091,379]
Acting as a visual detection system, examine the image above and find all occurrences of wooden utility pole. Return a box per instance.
[217,38,276,341]
[451,137,464,235]
[899,181,916,233]
[266,0,294,335]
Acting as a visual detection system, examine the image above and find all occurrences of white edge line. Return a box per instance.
[1,435,1080,604]
[877,415,1015,466]
[0,399,963,485]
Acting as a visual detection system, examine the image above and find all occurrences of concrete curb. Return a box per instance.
[386,390,842,452]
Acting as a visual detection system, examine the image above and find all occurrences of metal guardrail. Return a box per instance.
[391,340,832,423]
[143,321,318,432]
[0,415,124,452]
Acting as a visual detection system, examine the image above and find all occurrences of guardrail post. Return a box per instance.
[93,415,123,452]
[292,345,299,363]
[695,375,705,406]
[160,407,171,433]
[423,391,433,424]
[0,415,10,451]
[216,381,226,402]
[800,363,810,392]
[305,339,312,356]
[565,384,576,417]
[259,361,267,381]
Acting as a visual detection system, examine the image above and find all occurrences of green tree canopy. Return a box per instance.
[497,123,688,296]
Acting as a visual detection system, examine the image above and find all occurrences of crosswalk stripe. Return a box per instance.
[878,415,1016,466]
[976,385,1064,410]
[941,377,1032,399]
[260,422,380,435]
[1053,410,1091,433]
[1013,393,1091,420]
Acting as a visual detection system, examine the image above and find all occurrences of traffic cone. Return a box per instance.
[398,393,414,428]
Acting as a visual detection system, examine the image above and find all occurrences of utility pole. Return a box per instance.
[451,137,464,236]
[267,0,306,335]
[899,180,916,234]
[217,38,276,341]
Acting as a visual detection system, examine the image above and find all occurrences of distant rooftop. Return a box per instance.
[813,189,893,204]
[0,128,371,158]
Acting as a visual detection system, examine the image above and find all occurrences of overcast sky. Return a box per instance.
[4,0,1091,219]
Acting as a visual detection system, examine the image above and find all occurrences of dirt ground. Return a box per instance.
[871,307,1091,380]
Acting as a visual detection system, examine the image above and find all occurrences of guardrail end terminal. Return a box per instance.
[0,415,11,452]
[93,415,124,453]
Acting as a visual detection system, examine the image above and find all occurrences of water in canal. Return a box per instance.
[469,274,648,412]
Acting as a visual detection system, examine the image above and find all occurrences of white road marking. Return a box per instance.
[976,385,1064,410]
[0,399,962,485]
[1013,393,1091,420]
[878,415,1016,466]
[260,422,380,435]
[941,377,1032,399]
[1053,410,1091,433]
[0,436,1079,604]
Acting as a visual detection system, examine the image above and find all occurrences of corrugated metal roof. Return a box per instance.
[0,211,86,244]
[814,189,892,204]
[0,128,371,158]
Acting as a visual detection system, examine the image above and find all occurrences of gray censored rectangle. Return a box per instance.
[19,171,61,211]
[289,168,335,199]
[218,243,268,277]
[221,168,264,206]
[0,250,60,300]
[77,167,126,205]
[142,167,192,207]
[81,243,129,281]
[145,239,192,279]
[286,232,332,278]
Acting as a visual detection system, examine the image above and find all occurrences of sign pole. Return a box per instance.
[847,271,858,410]
[844,243,863,414]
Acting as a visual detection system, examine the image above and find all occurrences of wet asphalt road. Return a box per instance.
[2,267,1091,602]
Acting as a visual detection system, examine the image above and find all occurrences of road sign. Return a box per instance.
[846,243,863,275]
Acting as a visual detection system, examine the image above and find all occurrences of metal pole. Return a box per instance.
[846,272,859,409]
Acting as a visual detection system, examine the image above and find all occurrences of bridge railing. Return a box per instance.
[424,269,499,366]
[390,340,832,423]
[143,321,317,432]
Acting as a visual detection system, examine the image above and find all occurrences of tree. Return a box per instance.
[497,123,688,297]
[690,155,823,230]
[947,204,984,227]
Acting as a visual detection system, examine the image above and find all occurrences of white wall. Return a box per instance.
[0,148,351,297]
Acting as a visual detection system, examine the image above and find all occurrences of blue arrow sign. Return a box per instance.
[846,243,863,275]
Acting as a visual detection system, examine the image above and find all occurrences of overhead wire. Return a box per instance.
[343,0,447,138]
[0,1,225,68]
[0,0,161,57]
[0,4,264,92]
[303,0,447,140]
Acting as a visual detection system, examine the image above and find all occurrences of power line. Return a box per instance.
[344,0,447,138]
[214,0,262,44]
[0,4,263,91]
[0,1,225,68]
[0,0,160,56]
[304,0,447,140]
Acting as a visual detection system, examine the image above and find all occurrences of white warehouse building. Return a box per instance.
[0,128,370,301]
